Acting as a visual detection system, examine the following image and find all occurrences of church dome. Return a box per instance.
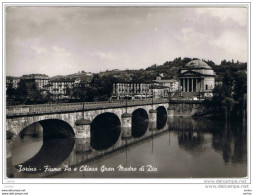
[185,60,212,69]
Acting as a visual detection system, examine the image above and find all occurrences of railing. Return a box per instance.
[6,99,169,116]
[169,99,204,104]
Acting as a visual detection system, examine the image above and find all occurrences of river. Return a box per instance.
[10,117,247,178]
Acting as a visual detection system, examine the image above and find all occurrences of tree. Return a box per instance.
[221,60,227,65]
[41,90,51,103]
[15,81,45,104]
[233,71,247,101]
[15,80,28,102]
[27,89,43,104]
[72,82,89,101]
[65,86,72,99]
[222,97,235,121]
[6,85,16,99]
[222,72,234,98]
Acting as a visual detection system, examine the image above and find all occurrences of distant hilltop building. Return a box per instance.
[178,59,216,98]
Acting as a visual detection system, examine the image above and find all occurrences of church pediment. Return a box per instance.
[179,70,203,77]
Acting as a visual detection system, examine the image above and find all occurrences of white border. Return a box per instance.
[1,2,251,193]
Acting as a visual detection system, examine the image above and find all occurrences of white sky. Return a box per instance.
[6,6,248,77]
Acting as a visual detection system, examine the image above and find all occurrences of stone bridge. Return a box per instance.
[7,99,171,135]
[6,99,174,158]
[6,99,207,177]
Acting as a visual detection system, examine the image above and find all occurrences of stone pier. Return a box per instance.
[149,109,157,130]
[75,119,92,153]
[121,113,132,139]
[167,108,174,117]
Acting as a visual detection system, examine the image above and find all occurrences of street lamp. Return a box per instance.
[152,86,154,108]
[125,97,128,113]
[168,87,171,101]
[82,95,85,119]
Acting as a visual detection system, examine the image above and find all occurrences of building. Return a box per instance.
[178,60,216,98]
[151,75,180,98]
[48,78,76,100]
[112,83,153,99]
[20,74,49,91]
[112,75,180,99]
[6,76,20,89]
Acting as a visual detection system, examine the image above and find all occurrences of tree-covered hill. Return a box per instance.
[96,57,247,83]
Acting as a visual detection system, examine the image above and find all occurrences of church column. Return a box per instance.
[196,78,198,92]
[194,78,196,92]
[189,79,192,92]
[184,79,187,92]
[193,78,196,92]
[187,78,189,92]
[196,79,199,92]
[183,79,185,92]
[182,79,185,92]
[185,79,188,92]
[199,79,201,91]
[191,78,194,92]
[180,79,183,92]
[200,79,203,91]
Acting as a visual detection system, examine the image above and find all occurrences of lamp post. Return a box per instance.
[82,94,85,119]
[152,87,154,108]
[125,97,128,113]
[168,87,171,101]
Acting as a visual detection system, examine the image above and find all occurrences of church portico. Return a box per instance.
[179,60,216,98]
[180,77,205,92]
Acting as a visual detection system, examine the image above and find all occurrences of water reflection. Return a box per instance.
[11,121,75,173]
[178,131,203,151]
[10,116,247,178]
[212,122,247,165]
[17,138,75,172]
[12,132,43,165]
[169,117,247,164]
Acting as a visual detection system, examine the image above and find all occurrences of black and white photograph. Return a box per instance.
[2,2,251,194]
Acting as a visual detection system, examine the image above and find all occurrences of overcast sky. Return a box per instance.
[6,6,248,77]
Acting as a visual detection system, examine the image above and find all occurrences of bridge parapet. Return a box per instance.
[7,99,169,117]
[169,99,204,104]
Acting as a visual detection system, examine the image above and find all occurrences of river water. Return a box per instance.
[10,117,247,178]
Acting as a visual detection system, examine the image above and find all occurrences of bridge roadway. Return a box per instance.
[6,99,169,117]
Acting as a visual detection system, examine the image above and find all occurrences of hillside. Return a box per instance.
[50,57,247,84]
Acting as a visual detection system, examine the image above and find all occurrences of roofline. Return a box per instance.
[181,67,213,70]
[179,75,216,78]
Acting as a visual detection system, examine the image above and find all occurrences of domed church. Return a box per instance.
[178,60,216,98]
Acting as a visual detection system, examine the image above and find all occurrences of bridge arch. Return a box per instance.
[11,119,75,171]
[90,112,121,150]
[7,114,77,141]
[16,119,75,140]
[156,106,168,130]
[132,108,149,138]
